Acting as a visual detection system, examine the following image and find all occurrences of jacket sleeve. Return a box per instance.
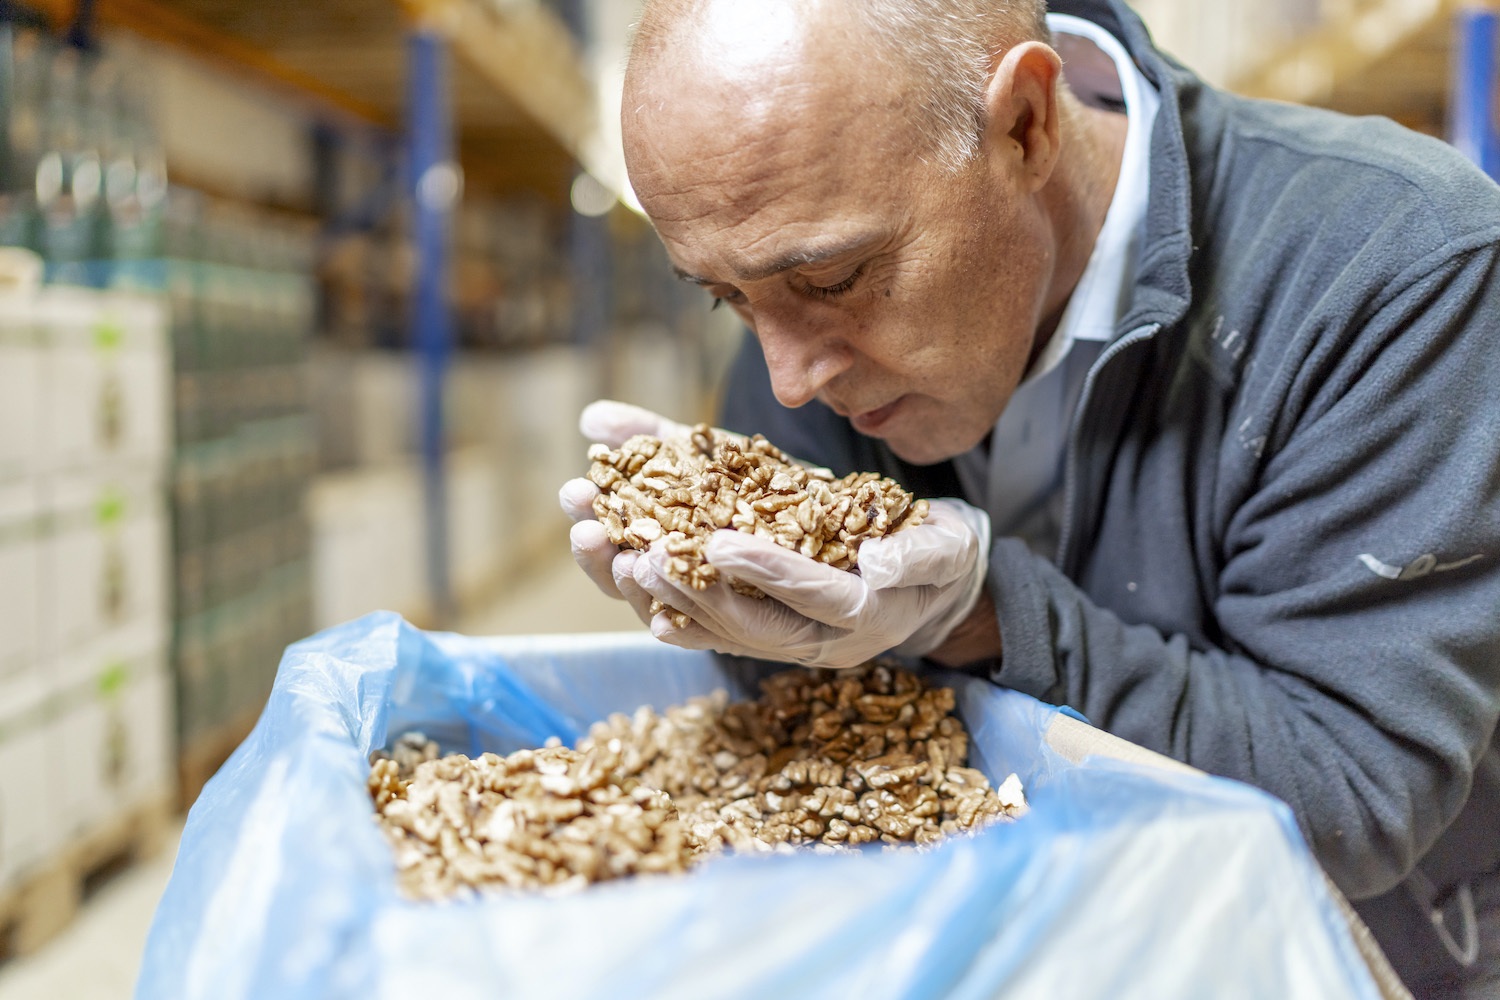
[989,237,1500,899]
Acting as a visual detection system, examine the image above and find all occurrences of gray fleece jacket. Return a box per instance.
[717,0,1500,988]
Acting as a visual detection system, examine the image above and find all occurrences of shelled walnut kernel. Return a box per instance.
[586,425,929,626]
[369,663,1026,900]
[368,740,697,900]
[580,662,1027,853]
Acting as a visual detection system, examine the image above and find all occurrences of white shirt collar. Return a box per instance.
[1021,13,1160,385]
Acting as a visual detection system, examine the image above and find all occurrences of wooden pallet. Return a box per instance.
[0,793,174,960]
[177,705,263,811]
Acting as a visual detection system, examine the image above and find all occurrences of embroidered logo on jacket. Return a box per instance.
[1358,552,1484,581]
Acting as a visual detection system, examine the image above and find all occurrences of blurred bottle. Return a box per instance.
[103,58,168,289]
[36,44,104,285]
[0,26,48,254]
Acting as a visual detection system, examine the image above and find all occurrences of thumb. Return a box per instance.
[579,400,690,446]
[857,500,988,590]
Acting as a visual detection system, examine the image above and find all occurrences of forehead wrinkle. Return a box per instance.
[670,102,860,220]
[694,146,790,216]
[632,111,800,222]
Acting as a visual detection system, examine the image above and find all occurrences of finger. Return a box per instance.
[855,526,971,591]
[629,548,720,622]
[579,399,690,446]
[856,503,981,590]
[701,531,870,626]
[657,617,805,667]
[623,559,746,650]
[611,550,659,626]
[558,478,601,523]
[569,520,625,600]
[650,614,749,656]
[632,548,752,638]
[644,575,854,668]
[638,545,838,651]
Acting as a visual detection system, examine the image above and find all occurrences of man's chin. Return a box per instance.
[882,433,966,467]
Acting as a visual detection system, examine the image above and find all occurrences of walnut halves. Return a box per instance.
[587,425,929,626]
[368,663,1027,900]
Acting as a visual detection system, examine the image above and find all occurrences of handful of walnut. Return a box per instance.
[368,662,1026,900]
[586,424,929,624]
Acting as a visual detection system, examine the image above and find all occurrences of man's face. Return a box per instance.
[623,8,1057,465]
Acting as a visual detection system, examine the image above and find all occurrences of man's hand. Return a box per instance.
[559,401,690,601]
[559,399,992,668]
[619,499,992,668]
[559,399,823,603]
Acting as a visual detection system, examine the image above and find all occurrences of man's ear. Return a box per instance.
[982,41,1064,192]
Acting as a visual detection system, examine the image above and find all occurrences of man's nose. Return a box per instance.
[758,318,852,409]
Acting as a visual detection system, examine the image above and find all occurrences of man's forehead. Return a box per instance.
[636,101,902,282]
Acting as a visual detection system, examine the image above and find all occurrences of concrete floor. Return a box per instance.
[0,553,642,1000]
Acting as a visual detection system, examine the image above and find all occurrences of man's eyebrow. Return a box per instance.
[672,234,880,286]
[672,265,715,286]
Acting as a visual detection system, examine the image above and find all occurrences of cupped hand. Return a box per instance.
[625,499,992,668]
[559,400,701,602]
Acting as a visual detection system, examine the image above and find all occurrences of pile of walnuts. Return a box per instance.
[369,737,696,898]
[369,663,1027,900]
[586,425,929,624]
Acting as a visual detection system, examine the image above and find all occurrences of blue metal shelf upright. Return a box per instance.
[407,27,456,622]
[1453,7,1500,181]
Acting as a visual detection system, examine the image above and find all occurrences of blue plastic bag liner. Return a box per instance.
[138,612,1382,1000]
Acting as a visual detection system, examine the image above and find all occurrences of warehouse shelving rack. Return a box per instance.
[1141,0,1500,177]
[1,2,620,854]
[1234,0,1500,180]
[24,0,604,626]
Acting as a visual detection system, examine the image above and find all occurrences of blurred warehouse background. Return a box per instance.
[0,0,1496,994]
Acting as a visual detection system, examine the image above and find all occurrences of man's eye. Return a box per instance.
[708,287,746,311]
[801,266,864,300]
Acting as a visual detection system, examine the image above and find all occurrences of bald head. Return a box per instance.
[627,0,1050,172]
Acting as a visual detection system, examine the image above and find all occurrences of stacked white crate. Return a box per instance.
[0,285,174,921]
[0,293,51,894]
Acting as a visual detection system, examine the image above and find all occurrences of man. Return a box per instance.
[559,0,1500,992]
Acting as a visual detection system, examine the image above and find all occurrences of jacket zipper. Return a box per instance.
[1055,322,1161,574]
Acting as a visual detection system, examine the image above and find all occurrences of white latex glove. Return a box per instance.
[624,498,992,668]
[559,400,697,601]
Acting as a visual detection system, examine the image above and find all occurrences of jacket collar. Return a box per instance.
[1050,0,1195,338]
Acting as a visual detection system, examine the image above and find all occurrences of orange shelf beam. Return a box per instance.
[29,0,390,128]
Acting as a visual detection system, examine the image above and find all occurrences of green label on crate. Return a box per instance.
[98,660,130,698]
[93,319,124,352]
[95,488,126,527]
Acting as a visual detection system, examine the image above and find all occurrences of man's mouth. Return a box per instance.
[849,397,903,435]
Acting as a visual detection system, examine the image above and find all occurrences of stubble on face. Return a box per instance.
[623,0,1055,465]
